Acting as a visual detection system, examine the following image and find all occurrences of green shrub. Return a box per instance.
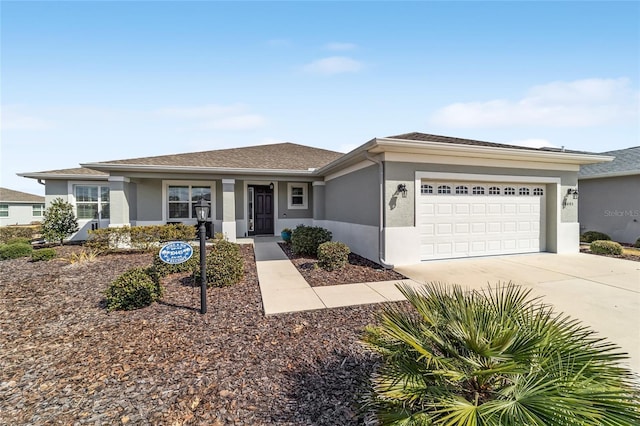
[105,267,163,311]
[291,225,332,256]
[590,240,623,255]
[41,198,79,245]
[31,248,56,262]
[362,282,640,425]
[581,230,611,243]
[6,237,32,245]
[193,240,244,288]
[635,237,640,248]
[0,225,40,244]
[87,224,197,252]
[0,243,33,260]
[152,246,199,277]
[317,241,350,271]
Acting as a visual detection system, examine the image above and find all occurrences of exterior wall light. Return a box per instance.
[269,182,274,190]
[397,184,408,197]
[567,188,579,199]
[194,198,210,314]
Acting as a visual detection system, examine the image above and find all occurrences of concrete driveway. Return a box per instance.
[394,253,640,373]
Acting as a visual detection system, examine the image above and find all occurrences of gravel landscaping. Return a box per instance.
[0,244,404,425]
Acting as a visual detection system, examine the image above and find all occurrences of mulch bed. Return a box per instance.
[0,244,399,425]
[278,243,406,287]
[579,247,640,262]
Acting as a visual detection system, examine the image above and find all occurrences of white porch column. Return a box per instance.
[222,179,237,241]
[108,176,130,227]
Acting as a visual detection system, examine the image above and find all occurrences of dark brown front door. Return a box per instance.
[252,186,274,235]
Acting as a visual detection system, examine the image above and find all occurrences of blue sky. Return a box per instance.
[2,1,639,195]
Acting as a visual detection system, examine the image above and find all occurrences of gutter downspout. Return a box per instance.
[365,153,394,269]
[37,179,45,186]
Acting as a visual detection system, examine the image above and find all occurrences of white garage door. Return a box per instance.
[419,182,546,260]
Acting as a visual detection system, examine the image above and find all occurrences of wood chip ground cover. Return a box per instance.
[0,244,399,425]
[277,243,406,287]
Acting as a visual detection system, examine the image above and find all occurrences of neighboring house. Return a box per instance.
[0,187,45,226]
[18,133,612,266]
[578,146,640,245]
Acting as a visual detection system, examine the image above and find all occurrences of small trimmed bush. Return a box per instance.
[581,230,611,243]
[0,243,33,260]
[590,240,623,256]
[291,225,332,256]
[87,224,197,252]
[635,237,640,248]
[6,237,32,245]
[317,241,350,271]
[105,267,163,311]
[193,239,244,288]
[152,247,199,277]
[31,248,56,262]
[0,225,40,244]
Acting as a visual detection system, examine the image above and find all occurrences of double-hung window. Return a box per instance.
[287,183,308,209]
[32,204,44,217]
[0,204,8,217]
[74,185,110,219]
[167,184,212,220]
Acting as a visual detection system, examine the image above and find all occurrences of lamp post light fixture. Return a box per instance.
[194,198,210,314]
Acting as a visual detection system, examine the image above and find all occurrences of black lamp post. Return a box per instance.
[194,198,210,314]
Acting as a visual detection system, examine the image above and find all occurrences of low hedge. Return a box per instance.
[590,240,622,256]
[105,267,163,311]
[31,248,56,262]
[635,237,640,248]
[318,241,350,271]
[0,243,33,260]
[0,225,40,244]
[580,231,611,243]
[87,224,197,252]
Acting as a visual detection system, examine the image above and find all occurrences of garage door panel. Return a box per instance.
[419,182,545,260]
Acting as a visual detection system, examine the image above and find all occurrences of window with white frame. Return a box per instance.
[455,185,469,194]
[437,185,451,194]
[533,188,544,196]
[421,184,433,194]
[519,187,530,196]
[488,186,500,195]
[167,184,212,220]
[0,204,8,217]
[504,187,516,195]
[288,183,308,209]
[472,186,485,195]
[32,204,44,217]
[74,185,110,219]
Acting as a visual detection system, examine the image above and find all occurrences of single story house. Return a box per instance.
[19,132,612,266]
[578,146,640,245]
[0,187,45,227]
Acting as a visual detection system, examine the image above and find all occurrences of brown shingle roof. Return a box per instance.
[18,167,108,177]
[92,143,343,171]
[0,187,44,203]
[387,132,590,154]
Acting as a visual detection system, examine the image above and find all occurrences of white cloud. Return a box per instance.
[303,56,363,75]
[508,138,559,149]
[0,105,53,131]
[155,103,267,130]
[430,78,638,128]
[325,42,357,51]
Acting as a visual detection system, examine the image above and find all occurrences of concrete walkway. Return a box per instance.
[252,238,639,372]
[253,236,414,315]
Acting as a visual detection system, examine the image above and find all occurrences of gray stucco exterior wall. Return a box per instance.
[134,179,163,221]
[277,181,314,219]
[578,175,640,244]
[325,165,379,226]
[235,180,244,220]
[44,180,69,204]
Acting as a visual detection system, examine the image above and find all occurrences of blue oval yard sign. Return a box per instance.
[159,241,194,264]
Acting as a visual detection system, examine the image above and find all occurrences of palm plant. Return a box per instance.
[361,282,640,425]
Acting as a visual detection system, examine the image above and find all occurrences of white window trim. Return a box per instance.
[162,180,216,223]
[32,204,44,217]
[0,204,8,217]
[287,182,308,210]
[67,181,111,221]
